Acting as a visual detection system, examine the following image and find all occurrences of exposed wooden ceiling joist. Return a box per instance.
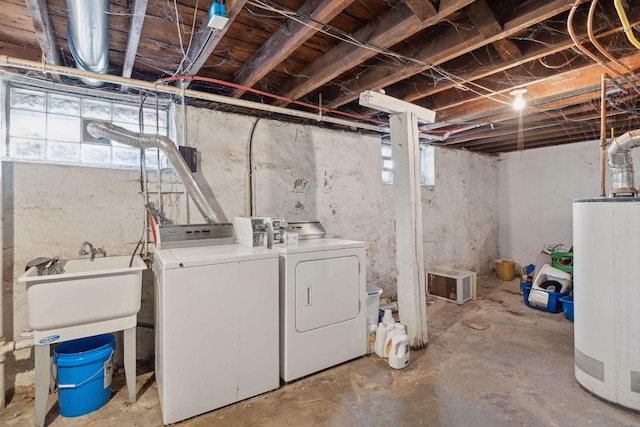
[24,0,60,81]
[121,0,148,79]
[323,0,576,109]
[230,0,355,98]
[3,0,640,154]
[276,0,475,105]
[183,0,249,81]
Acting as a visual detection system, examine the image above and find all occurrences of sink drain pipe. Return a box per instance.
[0,331,34,409]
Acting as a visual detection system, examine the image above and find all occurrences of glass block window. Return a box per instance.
[5,85,172,169]
[381,140,435,186]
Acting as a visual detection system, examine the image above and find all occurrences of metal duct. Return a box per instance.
[87,122,220,223]
[607,129,640,195]
[66,0,109,86]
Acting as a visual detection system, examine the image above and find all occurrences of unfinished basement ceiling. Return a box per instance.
[2,0,640,153]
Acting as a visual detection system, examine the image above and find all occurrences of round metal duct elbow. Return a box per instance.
[607,129,640,195]
[87,122,221,224]
[66,0,110,86]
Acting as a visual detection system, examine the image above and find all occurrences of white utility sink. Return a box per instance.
[19,255,147,331]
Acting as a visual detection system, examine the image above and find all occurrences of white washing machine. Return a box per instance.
[154,239,279,424]
[277,222,366,382]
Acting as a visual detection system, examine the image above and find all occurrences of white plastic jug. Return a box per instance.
[382,309,395,326]
[383,324,399,358]
[388,328,410,369]
[374,323,388,358]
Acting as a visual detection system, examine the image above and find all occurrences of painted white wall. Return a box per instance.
[423,147,499,273]
[498,139,640,268]
[2,105,499,389]
[182,108,499,292]
[2,162,155,387]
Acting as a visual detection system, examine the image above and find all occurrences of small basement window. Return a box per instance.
[3,80,174,169]
[381,138,435,186]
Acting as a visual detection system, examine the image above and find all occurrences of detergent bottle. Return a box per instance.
[382,309,395,326]
[374,323,388,357]
[383,324,399,358]
[388,325,410,369]
[366,317,377,354]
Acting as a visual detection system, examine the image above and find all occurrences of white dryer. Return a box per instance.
[154,237,279,424]
[277,222,366,382]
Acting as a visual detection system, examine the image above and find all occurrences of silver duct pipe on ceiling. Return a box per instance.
[87,122,221,223]
[607,129,640,195]
[66,0,110,86]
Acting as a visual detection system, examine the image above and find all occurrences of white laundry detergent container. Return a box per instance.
[54,333,116,417]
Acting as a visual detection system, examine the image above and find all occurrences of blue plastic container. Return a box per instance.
[559,295,574,321]
[520,282,570,313]
[54,334,116,417]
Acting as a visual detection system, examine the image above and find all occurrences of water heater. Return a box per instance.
[573,198,640,411]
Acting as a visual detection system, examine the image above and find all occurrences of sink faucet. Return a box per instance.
[79,241,106,261]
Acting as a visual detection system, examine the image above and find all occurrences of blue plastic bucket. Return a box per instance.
[559,295,574,322]
[54,334,116,417]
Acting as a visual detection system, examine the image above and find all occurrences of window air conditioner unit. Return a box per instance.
[427,268,476,305]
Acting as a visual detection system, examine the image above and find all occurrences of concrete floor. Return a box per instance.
[2,275,640,426]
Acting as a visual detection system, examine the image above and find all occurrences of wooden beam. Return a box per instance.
[436,50,640,122]
[423,53,590,113]
[121,0,148,79]
[390,9,637,104]
[230,0,355,98]
[0,42,42,62]
[24,0,61,72]
[492,38,523,61]
[322,0,576,109]
[466,0,502,39]
[183,0,249,81]
[404,0,437,21]
[464,0,523,74]
[276,0,475,104]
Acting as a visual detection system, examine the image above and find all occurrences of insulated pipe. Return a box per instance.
[66,0,110,86]
[87,122,221,223]
[607,129,640,193]
[0,331,34,409]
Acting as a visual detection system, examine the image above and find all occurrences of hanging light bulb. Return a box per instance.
[510,88,528,110]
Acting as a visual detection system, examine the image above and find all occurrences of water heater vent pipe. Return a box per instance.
[87,122,220,223]
[607,129,640,196]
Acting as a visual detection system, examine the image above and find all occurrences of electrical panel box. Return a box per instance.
[179,146,197,172]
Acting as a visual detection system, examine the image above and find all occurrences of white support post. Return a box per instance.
[390,112,428,348]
